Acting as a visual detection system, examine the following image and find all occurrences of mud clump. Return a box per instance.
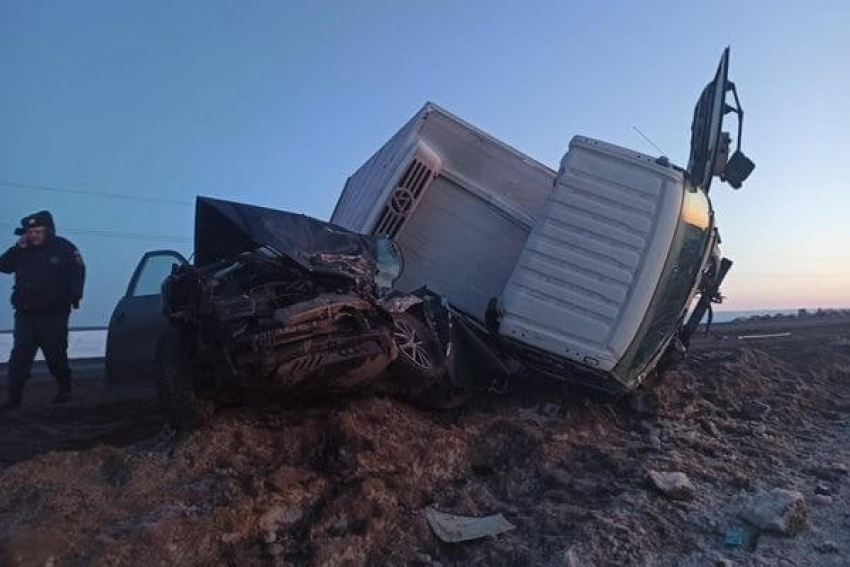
[1,320,850,566]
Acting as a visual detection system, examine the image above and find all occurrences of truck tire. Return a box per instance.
[155,324,212,431]
[389,312,472,409]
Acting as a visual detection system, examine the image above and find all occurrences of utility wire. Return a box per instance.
[632,126,667,156]
[0,222,191,243]
[0,180,193,206]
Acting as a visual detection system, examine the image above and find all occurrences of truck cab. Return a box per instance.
[331,49,753,393]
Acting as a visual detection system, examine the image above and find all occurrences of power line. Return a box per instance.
[632,126,668,156]
[0,180,193,206]
[64,228,192,243]
[0,222,191,243]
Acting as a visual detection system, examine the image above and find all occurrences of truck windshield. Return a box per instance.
[614,186,712,384]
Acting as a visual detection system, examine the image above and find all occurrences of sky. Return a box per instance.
[1,0,849,328]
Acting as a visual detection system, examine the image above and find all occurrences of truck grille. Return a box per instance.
[373,159,434,238]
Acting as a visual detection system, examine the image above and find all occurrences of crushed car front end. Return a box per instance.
[162,251,398,401]
[158,197,407,412]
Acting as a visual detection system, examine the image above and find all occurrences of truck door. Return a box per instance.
[105,250,188,383]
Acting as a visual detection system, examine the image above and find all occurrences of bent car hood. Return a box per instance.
[195,197,379,277]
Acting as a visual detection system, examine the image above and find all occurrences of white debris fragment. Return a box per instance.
[424,507,515,543]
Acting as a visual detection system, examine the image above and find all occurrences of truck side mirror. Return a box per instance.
[721,150,755,189]
[712,132,731,176]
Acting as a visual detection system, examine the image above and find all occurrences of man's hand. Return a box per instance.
[17,235,27,249]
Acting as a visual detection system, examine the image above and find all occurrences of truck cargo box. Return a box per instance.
[331,103,555,319]
[332,47,751,393]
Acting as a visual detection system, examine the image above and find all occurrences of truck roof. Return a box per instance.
[417,102,555,178]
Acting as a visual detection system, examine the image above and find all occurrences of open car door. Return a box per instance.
[105,250,188,383]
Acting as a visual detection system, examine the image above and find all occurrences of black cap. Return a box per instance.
[15,211,55,236]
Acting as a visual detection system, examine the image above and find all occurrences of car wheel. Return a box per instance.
[389,312,472,409]
[392,312,442,380]
[155,324,213,431]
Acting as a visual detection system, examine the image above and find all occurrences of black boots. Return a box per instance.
[0,385,71,410]
[52,375,72,405]
[0,395,21,412]
[51,388,72,405]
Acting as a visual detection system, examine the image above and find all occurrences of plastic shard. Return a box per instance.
[424,507,515,543]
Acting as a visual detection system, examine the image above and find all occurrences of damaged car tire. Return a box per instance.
[390,312,472,409]
[392,312,443,381]
[155,324,213,431]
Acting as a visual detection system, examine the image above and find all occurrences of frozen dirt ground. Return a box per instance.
[0,318,849,567]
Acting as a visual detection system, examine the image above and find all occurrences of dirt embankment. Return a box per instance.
[1,322,849,566]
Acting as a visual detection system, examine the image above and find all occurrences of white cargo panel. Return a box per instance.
[332,103,556,320]
[499,137,684,371]
[332,103,554,235]
[331,113,425,233]
[394,175,531,319]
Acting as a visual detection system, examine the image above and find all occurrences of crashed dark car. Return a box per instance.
[106,197,466,429]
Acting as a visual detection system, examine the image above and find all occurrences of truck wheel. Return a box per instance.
[390,312,472,409]
[155,325,212,431]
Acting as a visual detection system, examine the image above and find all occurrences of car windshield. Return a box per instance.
[614,186,712,384]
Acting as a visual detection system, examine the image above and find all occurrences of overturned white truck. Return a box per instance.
[331,48,754,394]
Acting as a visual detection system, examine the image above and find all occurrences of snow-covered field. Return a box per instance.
[0,330,107,363]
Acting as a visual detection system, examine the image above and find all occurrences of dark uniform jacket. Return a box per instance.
[0,213,85,314]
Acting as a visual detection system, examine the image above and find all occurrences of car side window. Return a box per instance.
[130,254,184,297]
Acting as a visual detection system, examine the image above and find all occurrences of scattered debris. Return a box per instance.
[724,527,745,548]
[701,419,723,439]
[647,471,695,501]
[267,465,313,493]
[647,431,662,451]
[723,524,760,552]
[540,403,561,418]
[737,332,792,340]
[813,540,839,554]
[812,494,834,506]
[740,400,771,421]
[740,489,808,536]
[259,504,303,532]
[541,468,573,490]
[565,547,581,567]
[424,507,515,543]
[263,543,285,557]
[518,408,547,427]
[805,464,849,482]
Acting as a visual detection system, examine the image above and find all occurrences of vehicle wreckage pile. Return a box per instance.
[136,49,754,433]
[1,323,850,566]
[3,48,813,565]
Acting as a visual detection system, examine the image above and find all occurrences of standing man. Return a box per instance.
[0,211,85,410]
